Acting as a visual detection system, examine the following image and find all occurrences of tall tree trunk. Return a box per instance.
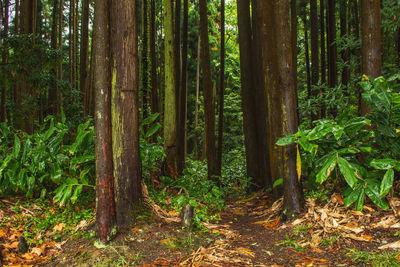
[310,0,319,122]
[142,0,149,118]
[69,0,74,91]
[327,0,337,89]
[194,37,200,160]
[80,0,90,116]
[49,0,59,116]
[88,26,95,116]
[290,0,298,100]
[111,0,142,227]
[320,0,326,117]
[163,0,178,178]
[216,0,225,176]
[57,0,63,114]
[275,0,303,214]
[150,0,159,116]
[340,0,350,91]
[17,0,37,133]
[178,0,188,170]
[1,0,9,122]
[94,0,116,244]
[303,15,312,104]
[199,0,218,180]
[360,0,382,115]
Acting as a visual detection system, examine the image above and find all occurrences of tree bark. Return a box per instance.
[142,0,149,118]
[327,0,337,89]
[163,0,179,178]
[274,0,303,214]
[80,0,90,116]
[340,0,350,91]
[360,0,382,115]
[49,0,59,116]
[303,14,312,104]
[1,0,9,122]
[199,0,218,180]
[320,0,326,117]
[94,0,116,244]
[194,36,200,160]
[178,0,188,171]
[69,0,74,91]
[216,0,225,176]
[111,0,142,227]
[150,0,159,116]
[310,0,319,122]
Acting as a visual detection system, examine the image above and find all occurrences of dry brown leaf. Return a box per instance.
[351,210,364,216]
[0,227,8,238]
[31,246,45,256]
[348,233,373,242]
[53,222,65,232]
[292,218,306,226]
[235,247,255,257]
[373,215,398,229]
[379,240,400,250]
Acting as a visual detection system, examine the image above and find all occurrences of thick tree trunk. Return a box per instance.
[199,0,218,180]
[1,0,9,122]
[290,0,297,99]
[360,0,382,115]
[16,0,37,133]
[111,0,142,227]
[163,0,178,178]
[216,0,225,176]
[94,0,116,244]
[275,0,303,214]
[178,0,188,170]
[80,0,90,116]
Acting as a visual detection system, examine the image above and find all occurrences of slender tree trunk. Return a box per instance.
[360,0,382,115]
[142,0,149,118]
[111,0,142,227]
[80,0,90,116]
[194,36,200,160]
[275,0,303,214]
[320,0,326,117]
[69,0,74,91]
[150,0,158,116]
[310,0,319,122]
[303,15,312,103]
[178,0,188,170]
[49,0,59,116]
[340,0,350,91]
[94,0,116,244]
[327,0,337,89]
[216,0,225,176]
[57,0,63,113]
[88,27,95,117]
[200,0,218,180]
[290,0,298,100]
[1,0,9,122]
[163,0,179,178]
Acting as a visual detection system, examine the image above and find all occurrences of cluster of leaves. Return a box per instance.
[0,113,95,205]
[278,75,400,211]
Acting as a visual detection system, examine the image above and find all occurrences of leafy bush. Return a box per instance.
[277,75,400,211]
[0,113,95,205]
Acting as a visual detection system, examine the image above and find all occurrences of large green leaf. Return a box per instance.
[344,184,362,207]
[13,135,21,159]
[306,123,333,141]
[141,113,160,127]
[145,123,161,138]
[332,125,344,140]
[344,117,370,133]
[276,134,296,146]
[298,137,317,153]
[337,157,357,189]
[316,153,337,184]
[70,185,83,204]
[365,179,389,210]
[380,168,394,197]
[370,158,400,170]
[356,188,365,211]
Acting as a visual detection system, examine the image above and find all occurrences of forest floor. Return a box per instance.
[1,191,400,266]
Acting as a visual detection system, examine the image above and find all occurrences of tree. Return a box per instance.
[216,0,225,176]
[80,0,90,116]
[360,0,382,115]
[327,0,337,90]
[310,0,319,122]
[199,0,218,180]
[111,0,142,226]
[274,0,303,214]
[1,0,9,122]
[94,0,116,243]
[163,0,179,178]
[178,0,189,171]
[49,0,59,116]
[150,0,159,116]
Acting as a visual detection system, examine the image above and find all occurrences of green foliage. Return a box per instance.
[277,75,400,211]
[0,114,95,205]
[347,249,400,267]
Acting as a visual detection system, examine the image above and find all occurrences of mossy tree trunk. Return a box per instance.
[111,0,142,227]
[94,0,116,244]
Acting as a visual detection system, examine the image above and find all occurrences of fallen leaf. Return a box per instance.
[379,240,400,250]
[348,234,373,242]
[53,222,65,232]
[31,246,44,256]
[235,247,255,257]
[0,228,8,238]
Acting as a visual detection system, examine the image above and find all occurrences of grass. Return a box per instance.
[347,249,400,267]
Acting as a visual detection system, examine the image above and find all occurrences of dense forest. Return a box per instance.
[1,0,400,265]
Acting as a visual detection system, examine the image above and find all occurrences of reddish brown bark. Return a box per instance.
[80,0,90,116]
[94,0,116,244]
[1,0,9,122]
